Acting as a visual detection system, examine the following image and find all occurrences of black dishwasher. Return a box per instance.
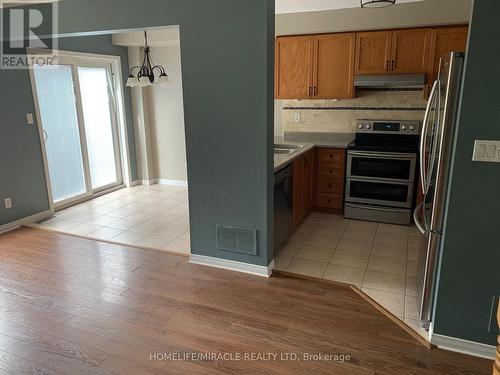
[274,164,294,252]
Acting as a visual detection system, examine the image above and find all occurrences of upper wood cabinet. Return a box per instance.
[275,36,313,99]
[391,28,431,74]
[427,26,469,83]
[313,33,355,99]
[276,25,468,99]
[355,28,431,74]
[355,31,393,74]
[275,33,355,99]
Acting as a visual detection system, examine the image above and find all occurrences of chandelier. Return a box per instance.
[361,0,396,8]
[126,31,169,87]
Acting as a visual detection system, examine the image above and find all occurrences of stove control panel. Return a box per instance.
[356,120,420,135]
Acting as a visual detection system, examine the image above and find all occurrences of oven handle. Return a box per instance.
[347,203,409,213]
[348,151,417,160]
[346,174,414,184]
[420,80,439,194]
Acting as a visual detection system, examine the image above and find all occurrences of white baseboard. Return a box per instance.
[431,333,496,360]
[133,179,188,187]
[154,179,188,187]
[130,180,142,187]
[189,254,273,277]
[0,210,53,234]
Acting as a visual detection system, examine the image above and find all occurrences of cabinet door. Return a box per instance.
[391,28,431,74]
[275,36,314,99]
[428,26,468,83]
[355,31,393,74]
[313,33,355,99]
[302,151,314,214]
[292,157,305,227]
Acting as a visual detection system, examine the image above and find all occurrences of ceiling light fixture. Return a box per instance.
[126,31,169,87]
[361,0,396,8]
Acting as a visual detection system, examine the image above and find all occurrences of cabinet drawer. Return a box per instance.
[318,149,346,164]
[318,164,344,178]
[317,193,343,209]
[318,180,344,194]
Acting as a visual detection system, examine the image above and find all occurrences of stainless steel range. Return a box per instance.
[344,120,421,225]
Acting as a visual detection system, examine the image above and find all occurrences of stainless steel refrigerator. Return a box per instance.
[414,52,465,329]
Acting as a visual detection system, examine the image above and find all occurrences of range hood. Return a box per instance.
[354,74,426,88]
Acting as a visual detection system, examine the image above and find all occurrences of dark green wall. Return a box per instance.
[433,0,500,346]
[1,0,275,266]
[0,34,136,226]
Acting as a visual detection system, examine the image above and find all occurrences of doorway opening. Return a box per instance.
[29,27,191,256]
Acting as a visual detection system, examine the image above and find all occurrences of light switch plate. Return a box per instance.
[4,198,12,209]
[472,140,500,163]
[26,113,34,125]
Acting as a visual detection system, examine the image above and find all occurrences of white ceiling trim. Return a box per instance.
[276,0,426,14]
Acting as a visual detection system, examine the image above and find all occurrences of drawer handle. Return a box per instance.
[328,184,332,188]
[329,169,333,173]
[328,199,331,203]
[329,154,333,158]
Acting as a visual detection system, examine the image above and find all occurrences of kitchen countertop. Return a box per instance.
[274,132,354,172]
[283,132,354,148]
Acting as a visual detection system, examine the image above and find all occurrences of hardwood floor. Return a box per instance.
[0,227,491,374]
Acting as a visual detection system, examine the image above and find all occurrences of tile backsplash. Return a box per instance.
[279,89,428,134]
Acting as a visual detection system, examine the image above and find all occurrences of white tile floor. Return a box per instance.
[31,184,190,255]
[275,211,428,338]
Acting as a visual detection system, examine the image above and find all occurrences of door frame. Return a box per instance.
[28,48,132,213]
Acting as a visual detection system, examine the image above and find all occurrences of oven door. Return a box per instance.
[347,151,417,182]
[346,178,414,208]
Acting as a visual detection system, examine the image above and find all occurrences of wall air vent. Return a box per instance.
[216,225,257,256]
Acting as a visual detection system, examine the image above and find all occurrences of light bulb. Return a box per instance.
[126,75,138,87]
[138,75,151,87]
[156,73,169,86]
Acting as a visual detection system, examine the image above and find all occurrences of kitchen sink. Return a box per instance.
[274,143,304,155]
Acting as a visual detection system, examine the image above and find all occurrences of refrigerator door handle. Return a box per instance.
[413,202,427,234]
[420,80,439,194]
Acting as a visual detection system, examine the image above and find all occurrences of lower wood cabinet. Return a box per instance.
[314,148,346,213]
[292,150,314,227]
[292,148,346,225]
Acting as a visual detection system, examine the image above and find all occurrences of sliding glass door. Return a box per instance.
[32,57,123,208]
[33,64,89,204]
[77,66,121,191]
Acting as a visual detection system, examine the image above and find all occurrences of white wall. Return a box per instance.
[146,45,187,182]
[127,44,187,183]
[276,0,472,35]
[128,47,154,182]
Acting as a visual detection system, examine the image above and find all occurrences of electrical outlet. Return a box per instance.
[294,112,301,123]
[26,113,34,125]
[4,198,12,209]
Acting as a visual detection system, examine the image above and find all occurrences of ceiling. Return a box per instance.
[276,0,426,14]
[112,27,180,47]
